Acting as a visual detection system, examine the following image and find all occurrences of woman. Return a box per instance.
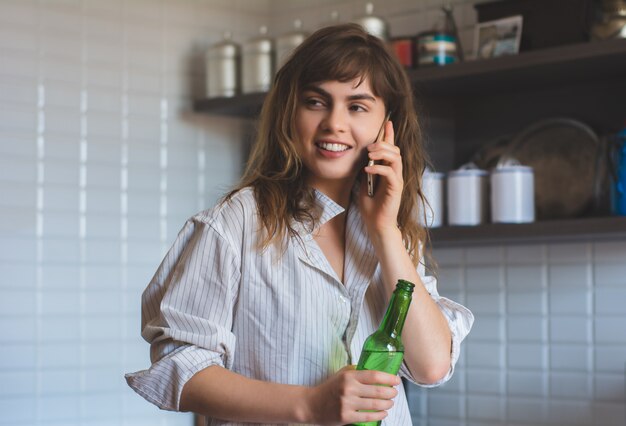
[126,24,473,425]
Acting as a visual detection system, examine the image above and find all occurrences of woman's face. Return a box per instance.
[294,77,386,194]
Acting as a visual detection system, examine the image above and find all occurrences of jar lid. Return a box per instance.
[448,169,488,177]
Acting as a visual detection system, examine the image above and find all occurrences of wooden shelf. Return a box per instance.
[194,39,626,117]
[429,216,626,248]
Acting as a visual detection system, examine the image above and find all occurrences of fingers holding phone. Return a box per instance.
[367,112,392,197]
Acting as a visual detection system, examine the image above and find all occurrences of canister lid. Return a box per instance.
[243,26,273,54]
[353,3,388,41]
[207,32,240,58]
[276,19,308,49]
[448,162,488,177]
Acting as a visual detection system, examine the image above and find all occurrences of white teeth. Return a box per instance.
[318,142,349,152]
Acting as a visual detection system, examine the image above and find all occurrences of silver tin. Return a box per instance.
[205,33,240,98]
[353,2,388,41]
[242,26,273,94]
[275,19,308,69]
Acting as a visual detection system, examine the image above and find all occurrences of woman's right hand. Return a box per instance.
[304,365,401,425]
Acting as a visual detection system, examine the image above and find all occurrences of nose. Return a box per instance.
[320,106,348,134]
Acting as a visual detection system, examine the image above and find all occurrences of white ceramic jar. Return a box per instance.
[447,165,489,226]
[491,162,535,223]
[420,171,445,228]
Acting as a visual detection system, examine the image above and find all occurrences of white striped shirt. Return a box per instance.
[125,187,473,425]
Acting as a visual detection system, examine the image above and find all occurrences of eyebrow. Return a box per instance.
[303,85,377,103]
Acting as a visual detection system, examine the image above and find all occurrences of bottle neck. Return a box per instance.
[379,288,412,339]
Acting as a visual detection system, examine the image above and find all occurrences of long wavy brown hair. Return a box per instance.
[225,23,431,266]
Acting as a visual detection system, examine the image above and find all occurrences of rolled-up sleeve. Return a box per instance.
[125,216,241,411]
[400,261,474,387]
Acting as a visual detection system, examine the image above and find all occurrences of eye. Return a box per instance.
[349,103,367,112]
[303,97,326,109]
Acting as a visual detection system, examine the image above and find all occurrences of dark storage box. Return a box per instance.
[475,0,594,51]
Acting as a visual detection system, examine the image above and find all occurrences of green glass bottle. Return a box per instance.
[353,279,415,426]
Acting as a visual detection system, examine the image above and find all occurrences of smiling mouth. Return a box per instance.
[316,142,350,152]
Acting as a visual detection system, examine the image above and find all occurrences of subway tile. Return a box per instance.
[0,132,36,158]
[0,182,37,209]
[595,345,626,372]
[87,111,121,138]
[127,167,161,192]
[547,242,590,263]
[84,214,121,239]
[550,316,591,344]
[0,236,36,262]
[549,288,590,315]
[40,290,81,316]
[548,264,589,289]
[506,397,547,424]
[83,341,122,367]
[86,165,122,189]
[85,239,121,264]
[505,245,544,264]
[595,316,626,344]
[508,343,546,369]
[0,262,36,288]
[595,373,626,401]
[128,69,162,94]
[2,316,36,343]
[0,343,36,369]
[40,7,81,37]
[0,395,36,423]
[41,238,80,263]
[126,215,160,241]
[0,289,36,315]
[127,115,161,142]
[595,287,626,315]
[594,262,626,287]
[83,392,122,419]
[467,342,503,368]
[84,315,122,341]
[547,400,592,425]
[87,138,122,165]
[507,291,546,315]
[84,366,124,393]
[550,343,590,371]
[83,0,123,20]
[40,369,81,394]
[428,393,464,418]
[38,395,80,421]
[467,291,503,315]
[506,264,544,292]
[0,1,36,27]
[432,247,464,266]
[44,160,80,186]
[466,246,504,265]
[84,290,121,315]
[467,394,504,421]
[39,342,80,368]
[435,266,463,293]
[593,240,626,262]
[507,315,546,342]
[507,371,546,397]
[126,191,160,215]
[168,144,201,169]
[126,265,154,289]
[86,188,121,213]
[87,89,122,114]
[42,57,82,84]
[127,240,164,265]
[43,212,80,238]
[39,316,82,342]
[467,369,503,394]
[470,314,503,341]
[45,82,81,110]
[127,140,161,167]
[0,371,36,397]
[466,266,501,292]
[593,402,626,426]
[0,103,36,132]
[84,265,121,290]
[0,75,37,105]
[0,206,36,237]
[41,33,82,63]
[549,372,591,398]
[46,135,80,162]
[167,193,200,218]
[0,49,38,79]
[85,64,123,89]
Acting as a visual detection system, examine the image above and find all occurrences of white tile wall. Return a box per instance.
[2,1,625,426]
[0,0,254,425]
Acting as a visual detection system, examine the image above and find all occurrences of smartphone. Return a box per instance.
[367,112,392,197]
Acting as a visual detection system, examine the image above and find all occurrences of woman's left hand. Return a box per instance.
[359,120,403,236]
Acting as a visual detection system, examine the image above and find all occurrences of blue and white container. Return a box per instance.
[612,126,626,216]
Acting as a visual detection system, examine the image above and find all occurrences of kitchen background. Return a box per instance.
[0,0,625,425]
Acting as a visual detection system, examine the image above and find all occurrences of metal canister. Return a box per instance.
[353,2,389,41]
[275,19,308,69]
[205,32,240,98]
[242,26,273,94]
